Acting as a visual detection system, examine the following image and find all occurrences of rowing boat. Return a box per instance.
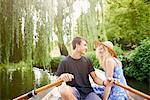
[28,69,146,100]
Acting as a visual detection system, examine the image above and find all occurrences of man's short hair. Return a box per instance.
[72,37,87,50]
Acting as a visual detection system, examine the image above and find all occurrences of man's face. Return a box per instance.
[76,40,87,54]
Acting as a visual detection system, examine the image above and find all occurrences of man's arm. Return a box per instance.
[90,68,114,100]
[90,71,105,86]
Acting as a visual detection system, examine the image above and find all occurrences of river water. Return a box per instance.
[0,67,56,100]
[0,66,149,100]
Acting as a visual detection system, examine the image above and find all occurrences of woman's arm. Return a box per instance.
[103,58,115,100]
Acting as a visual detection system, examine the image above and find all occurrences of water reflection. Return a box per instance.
[0,67,33,100]
[0,67,54,100]
[33,67,54,88]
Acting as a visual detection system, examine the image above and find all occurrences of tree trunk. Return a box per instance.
[58,42,68,56]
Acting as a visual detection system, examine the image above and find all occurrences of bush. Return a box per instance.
[49,56,65,72]
[114,44,124,60]
[123,38,150,81]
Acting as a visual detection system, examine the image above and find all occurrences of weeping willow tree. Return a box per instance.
[62,0,74,53]
[0,0,36,65]
[75,0,107,50]
[0,0,13,63]
[0,0,72,65]
[54,0,68,56]
[0,0,53,67]
[76,12,95,51]
[98,0,107,41]
[0,0,110,65]
[0,0,1,63]
[34,1,49,68]
[87,0,107,41]
[0,0,24,64]
[23,0,35,64]
[87,0,99,39]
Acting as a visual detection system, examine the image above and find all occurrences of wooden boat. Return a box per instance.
[28,69,147,100]
[14,69,149,100]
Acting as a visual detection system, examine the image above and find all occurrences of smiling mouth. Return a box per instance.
[99,52,103,54]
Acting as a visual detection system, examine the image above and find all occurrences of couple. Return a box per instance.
[56,37,129,100]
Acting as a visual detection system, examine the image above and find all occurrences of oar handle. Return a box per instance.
[113,80,150,99]
[13,79,63,100]
[35,79,63,93]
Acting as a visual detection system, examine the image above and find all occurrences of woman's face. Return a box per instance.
[96,45,106,58]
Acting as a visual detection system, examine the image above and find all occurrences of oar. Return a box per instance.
[13,79,63,100]
[111,79,150,99]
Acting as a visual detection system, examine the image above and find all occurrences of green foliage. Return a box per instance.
[105,0,150,50]
[0,0,54,65]
[47,52,102,71]
[114,44,124,55]
[123,38,150,81]
[76,0,100,51]
[33,27,50,69]
[39,72,50,88]
[33,55,64,71]
[49,56,65,72]
[114,44,124,60]
[86,51,102,69]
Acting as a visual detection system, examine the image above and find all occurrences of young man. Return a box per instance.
[56,37,107,100]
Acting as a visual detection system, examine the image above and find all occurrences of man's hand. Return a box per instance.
[58,73,74,82]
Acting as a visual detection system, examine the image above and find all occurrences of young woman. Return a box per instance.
[95,41,129,100]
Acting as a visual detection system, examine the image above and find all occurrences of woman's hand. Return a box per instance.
[103,77,114,87]
[102,77,114,100]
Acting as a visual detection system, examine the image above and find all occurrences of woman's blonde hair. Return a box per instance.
[95,40,117,58]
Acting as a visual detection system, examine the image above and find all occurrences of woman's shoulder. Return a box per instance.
[113,57,122,67]
[105,57,122,66]
[105,57,115,64]
[105,57,116,69]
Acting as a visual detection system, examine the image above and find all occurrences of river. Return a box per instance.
[0,66,149,100]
